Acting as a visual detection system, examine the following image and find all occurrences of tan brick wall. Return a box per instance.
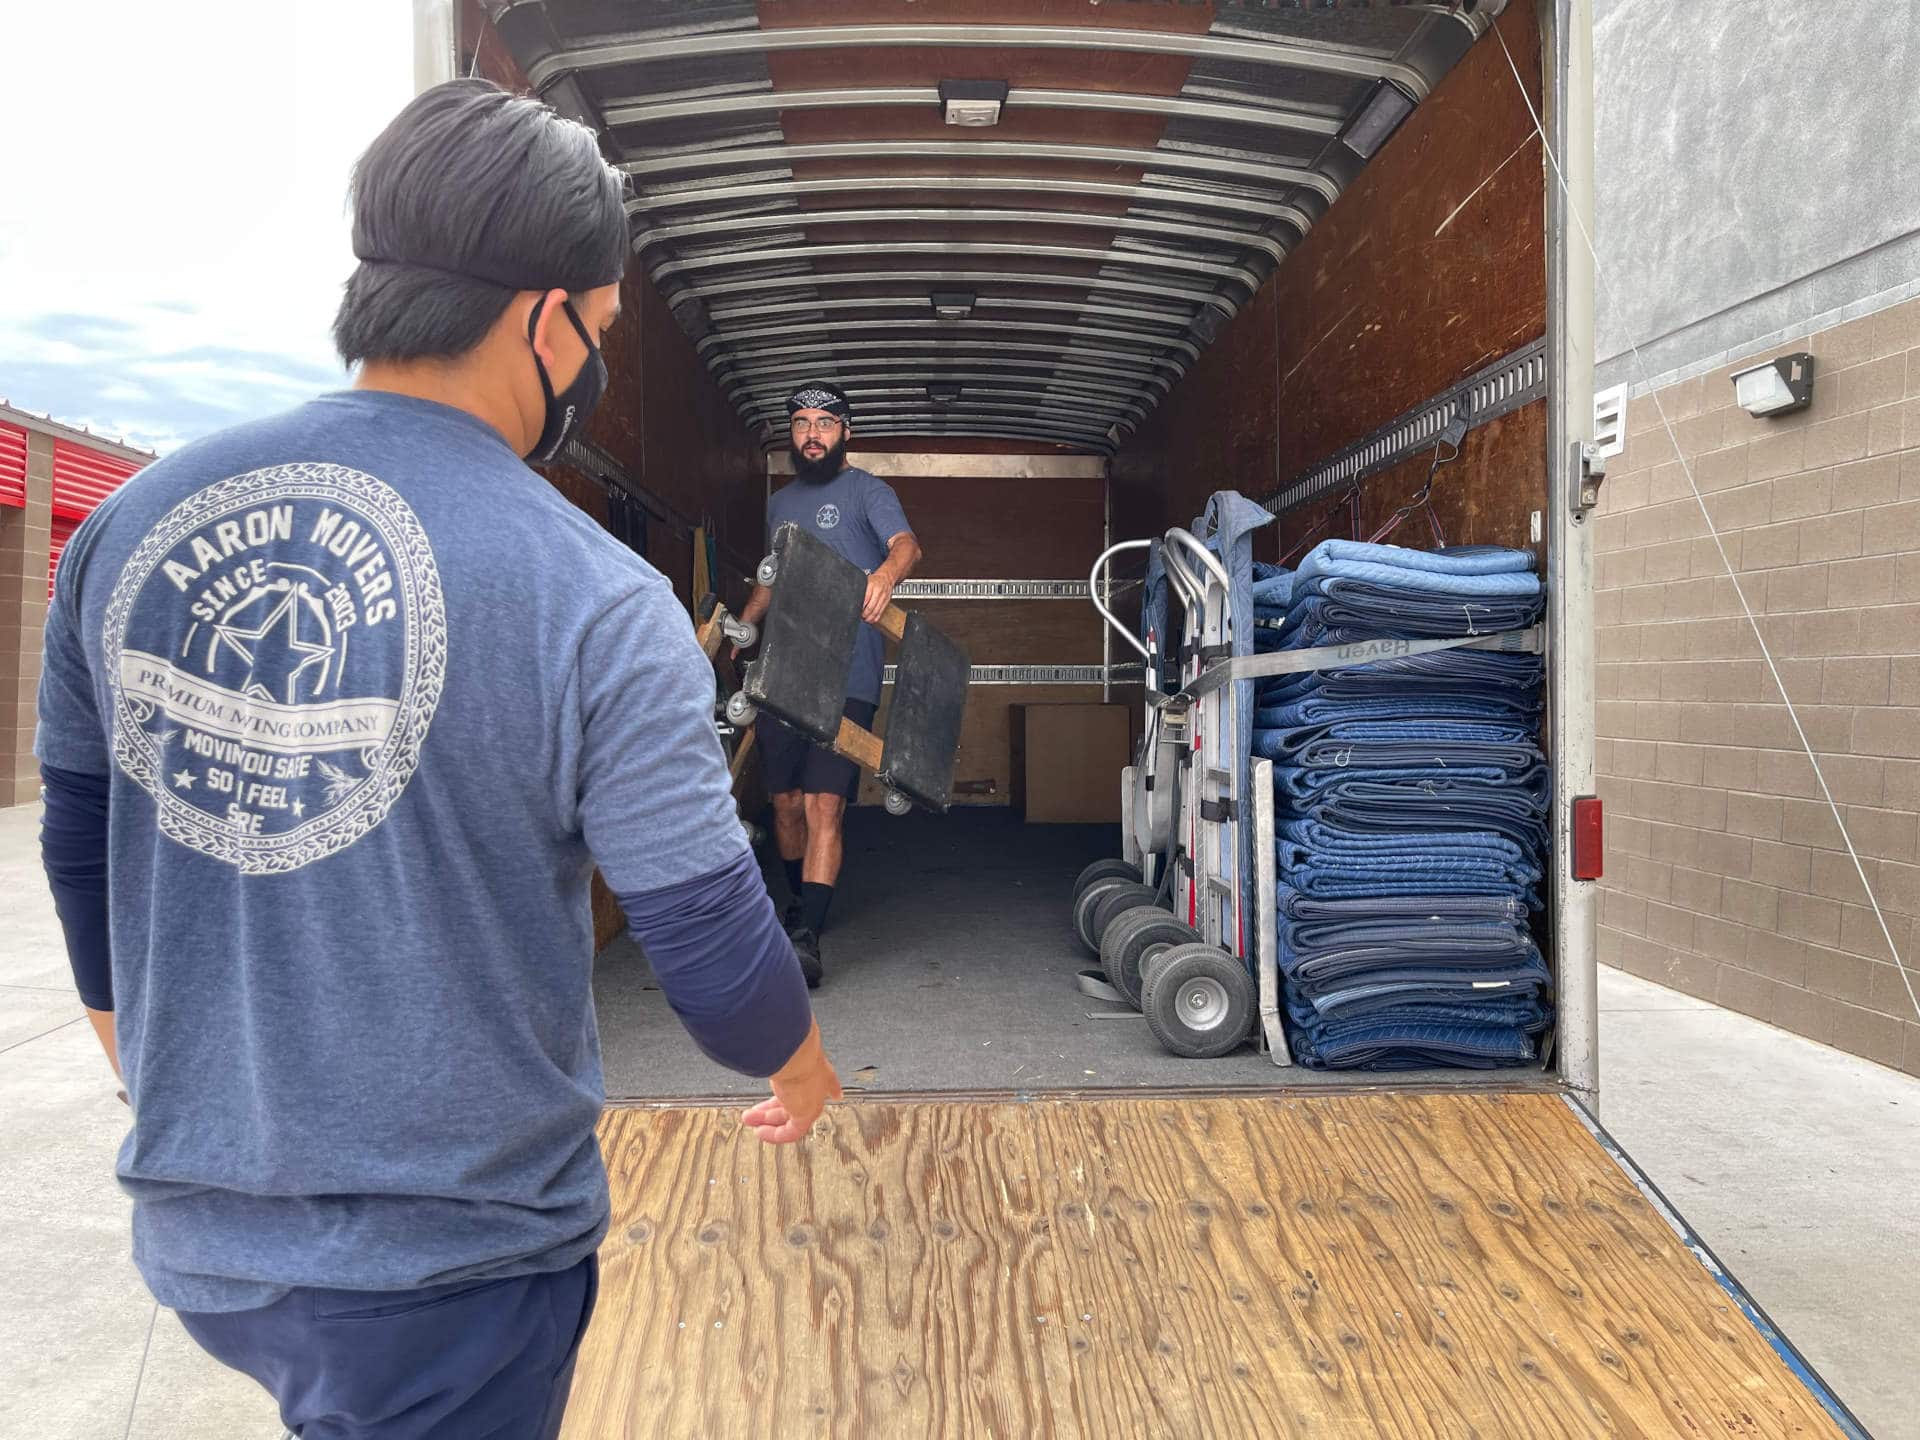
[0,431,53,807]
[1595,299,1920,1076]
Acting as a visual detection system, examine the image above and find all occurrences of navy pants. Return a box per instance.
[757,697,878,801]
[178,1255,598,1439]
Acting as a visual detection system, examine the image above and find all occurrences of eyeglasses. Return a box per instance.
[791,416,845,437]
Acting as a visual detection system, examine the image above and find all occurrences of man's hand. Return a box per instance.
[862,572,896,625]
[742,1019,842,1144]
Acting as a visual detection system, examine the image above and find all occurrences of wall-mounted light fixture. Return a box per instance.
[930,290,976,321]
[1730,352,1814,417]
[938,80,1009,127]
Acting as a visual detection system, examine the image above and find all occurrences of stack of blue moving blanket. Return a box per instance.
[1250,541,1552,1070]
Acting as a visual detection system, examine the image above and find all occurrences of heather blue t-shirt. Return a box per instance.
[34,391,753,1312]
[766,465,911,703]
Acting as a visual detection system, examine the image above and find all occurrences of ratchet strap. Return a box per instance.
[1165,625,1544,711]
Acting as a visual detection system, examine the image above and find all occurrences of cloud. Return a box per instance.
[2,306,352,454]
[0,0,412,455]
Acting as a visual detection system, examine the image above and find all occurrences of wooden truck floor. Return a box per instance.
[560,1090,1857,1439]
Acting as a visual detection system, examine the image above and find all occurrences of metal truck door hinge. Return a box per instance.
[1572,439,1606,518]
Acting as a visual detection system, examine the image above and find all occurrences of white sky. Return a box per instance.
[0,1,414,453]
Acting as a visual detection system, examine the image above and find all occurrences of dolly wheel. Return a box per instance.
[1087,882,1161,955]
[756,555,779,587]
[724,691,757,726]
[1100,907,1200,1011]
[883,790,912,817]
[1141,944,1255,1059]
[1073,876,1135,955]
[1071,858,1141,906]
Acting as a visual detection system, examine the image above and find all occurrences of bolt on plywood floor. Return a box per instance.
[562,1091,1845,1440]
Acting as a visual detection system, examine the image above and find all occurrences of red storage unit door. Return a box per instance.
[0,421,26,509]
[49,514,79,598]
[51,439,140,520]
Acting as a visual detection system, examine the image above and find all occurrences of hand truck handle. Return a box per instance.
[1087,539,1153,662]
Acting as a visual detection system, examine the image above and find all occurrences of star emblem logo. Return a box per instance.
[208,584,336,704]
[171,770,195,790]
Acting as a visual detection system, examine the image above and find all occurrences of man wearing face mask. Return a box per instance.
[32,79,836,1439]
[735,385,922,987]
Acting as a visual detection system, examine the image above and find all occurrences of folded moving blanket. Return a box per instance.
[1289,1022,1541,1070]
[1258,648,1545,705]
[1276,856,1542,906]
[1273,886,1530,925]
[1276,916,1537,966]
[1292,539,1540,592]
[1273,762,1543,805]
[1307,785,1550,856]
[1276,585,1544,646]
[1288,993,1550,1033]
[1282,947,1551,995]
[1255,694,1542,729]
[1254,721,1541,774]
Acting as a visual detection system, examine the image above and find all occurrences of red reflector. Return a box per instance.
[1572,796,1604,881]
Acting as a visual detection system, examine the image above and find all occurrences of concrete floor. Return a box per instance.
[2,799,1915,1439]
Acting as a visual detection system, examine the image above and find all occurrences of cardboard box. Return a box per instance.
[1010,703,1133,824]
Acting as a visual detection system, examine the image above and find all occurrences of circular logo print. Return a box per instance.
[815,503,841,530]
[104,462,446,874]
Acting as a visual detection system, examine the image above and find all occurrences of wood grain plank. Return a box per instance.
[566,1094,1848,1439]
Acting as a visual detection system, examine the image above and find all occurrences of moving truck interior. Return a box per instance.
[431,5,1869,1432]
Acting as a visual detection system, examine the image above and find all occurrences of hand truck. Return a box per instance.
[1072,527,1287,1064]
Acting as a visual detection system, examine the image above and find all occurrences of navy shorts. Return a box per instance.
[757,698,878,801]
[177,1254,598,1439]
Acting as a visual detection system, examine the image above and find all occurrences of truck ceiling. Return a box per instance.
[482,0,1509,453]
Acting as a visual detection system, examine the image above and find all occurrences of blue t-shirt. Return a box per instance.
[34,391,755,1312]
[766,465,911,703]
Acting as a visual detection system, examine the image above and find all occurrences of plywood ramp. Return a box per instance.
[565,1092,1843,1439]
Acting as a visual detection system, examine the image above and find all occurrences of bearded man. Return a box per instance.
[735,383,922,987]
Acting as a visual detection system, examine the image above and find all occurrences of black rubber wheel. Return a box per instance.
[1087,882,1161,956]
[1072,858,1141,905]
[1073,877,1134,954]
[1100,906,1200,1011]
[1140,944,1256,1059]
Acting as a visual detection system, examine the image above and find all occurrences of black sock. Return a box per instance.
[783,859,803,896]
[798,882,834,934]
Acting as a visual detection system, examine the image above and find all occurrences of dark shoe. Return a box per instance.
[789,927,824,989]
[783,898,803,933]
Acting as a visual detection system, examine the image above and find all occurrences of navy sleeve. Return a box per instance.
[39,764,113,1012]
[615,849,813,1078]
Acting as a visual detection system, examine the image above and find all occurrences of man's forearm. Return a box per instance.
[875,537,922,586]
[739,584,772,626]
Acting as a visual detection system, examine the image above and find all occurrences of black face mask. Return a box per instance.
[526,297,606,462]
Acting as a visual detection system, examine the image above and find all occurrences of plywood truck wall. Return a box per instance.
[1113,2,1550,559]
